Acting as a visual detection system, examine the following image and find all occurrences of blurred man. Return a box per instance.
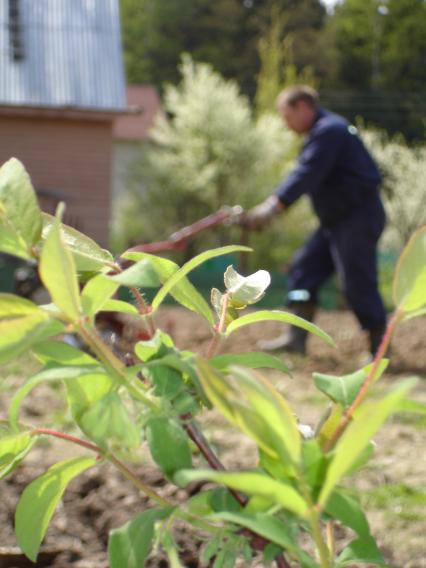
[243,85,387,357]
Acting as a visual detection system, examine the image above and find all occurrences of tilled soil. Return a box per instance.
[0,307,425,568]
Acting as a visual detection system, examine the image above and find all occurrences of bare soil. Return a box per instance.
[0,307,425,568]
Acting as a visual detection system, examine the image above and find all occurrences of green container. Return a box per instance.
[0,254,18,293]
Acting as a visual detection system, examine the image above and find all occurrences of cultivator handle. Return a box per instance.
[124,205,244,255]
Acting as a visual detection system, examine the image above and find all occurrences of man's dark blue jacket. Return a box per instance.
[275,108,382,227]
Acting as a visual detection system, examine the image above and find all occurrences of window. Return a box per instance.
[9,0,24,61]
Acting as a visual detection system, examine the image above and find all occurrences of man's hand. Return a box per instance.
[241,195,284,230]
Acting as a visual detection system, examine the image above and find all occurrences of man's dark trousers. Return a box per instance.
[287,200,387,330]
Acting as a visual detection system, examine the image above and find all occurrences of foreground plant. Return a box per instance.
[0,158,425,567]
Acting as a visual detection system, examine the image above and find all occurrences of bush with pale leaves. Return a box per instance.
[362,129,426,252]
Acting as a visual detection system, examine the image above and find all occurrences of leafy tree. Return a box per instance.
[119,0,327,96]
[120,0,261,93]
[326,0,426,92]
[325,0,380,90]
[381,0,426,92]
[255,5,318,116]
[113,56,297,269]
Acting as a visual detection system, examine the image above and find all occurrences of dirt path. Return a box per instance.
[0,308,425,567]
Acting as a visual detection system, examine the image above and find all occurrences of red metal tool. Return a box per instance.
[124,205,244,255]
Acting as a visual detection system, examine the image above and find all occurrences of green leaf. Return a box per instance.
[108,258,161,287]
[65,372,115,421]
[15,457,96,561]
[100,299,139,315]
[403,306,426,320]
[211,511,296,552]
[0,318,65,366]
[0,293,44,318]
[0,218,30,259]
[176,469,308,518]
[0,432,35,480]
[302,439,328,492]
[0,158,42,254]
[318,378,417,507]
[108,507,175,568]
[9,364,105,431]
[0,294,64,364]
[79,392,140,451]
[209,488,242,513]
[314,370,366,407]
[211,288,240,324]
[42,213,115,273]
[214,548,238,568]
[163,534,186,568]
[134,329,175,362]
[393,225,426,313]
[81,275,120,316]
[313,359,389,407]
[123,251,214,325]
[325,490,371,538]
[258,448,294,483]
[143,365,185,399]
[33,340,99,366]
[196,359,301,466]
[201,537,222,564]
[317,404,344,449]
[151,245,251,313]
[210,352,291,376]
[336,536,387,566]
[146,416,192,478]
[396,398,426,414]
[185,491,215,518]
[39,208,81,320]
[225,310,335,347]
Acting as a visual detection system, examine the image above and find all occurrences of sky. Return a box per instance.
[320,0,339,12]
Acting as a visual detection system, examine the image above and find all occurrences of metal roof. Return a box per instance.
[0,0,126,111]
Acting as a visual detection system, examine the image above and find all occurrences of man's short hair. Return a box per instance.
[277,85,319,109]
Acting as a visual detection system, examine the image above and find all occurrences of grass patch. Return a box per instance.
[360,483,426,525]
[0,353,41,388]
[393,412,426,428]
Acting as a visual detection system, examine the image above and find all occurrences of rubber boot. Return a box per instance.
[257,301,316,354]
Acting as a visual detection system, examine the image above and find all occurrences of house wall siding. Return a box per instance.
[0,115,113,246]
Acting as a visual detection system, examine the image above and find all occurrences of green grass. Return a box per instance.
[361,483,426,525]
[0,353,41,387]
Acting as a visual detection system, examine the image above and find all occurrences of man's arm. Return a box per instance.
[242,121,345,230]
[241,195,285,230]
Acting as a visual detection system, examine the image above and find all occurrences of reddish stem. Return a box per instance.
[324,309,403,452]
[131,287,156,337]
[276,555,291,568]
[184,421,247,507]
[205,292,230,358]
[31,428,102,453]
[31,428,170,506]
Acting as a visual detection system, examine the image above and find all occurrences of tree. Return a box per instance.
[113,56,297,268]
[381,0,426,92]
[325,0,379,90]
[326,0,426,92]
[119,0,327,96]
[120,0,262,93]
[255,5,318,116]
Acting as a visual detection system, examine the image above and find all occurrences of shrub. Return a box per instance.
[1,158,426,567]
[361,128,426,252]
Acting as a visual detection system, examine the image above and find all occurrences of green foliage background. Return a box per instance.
[120,0,426,139]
